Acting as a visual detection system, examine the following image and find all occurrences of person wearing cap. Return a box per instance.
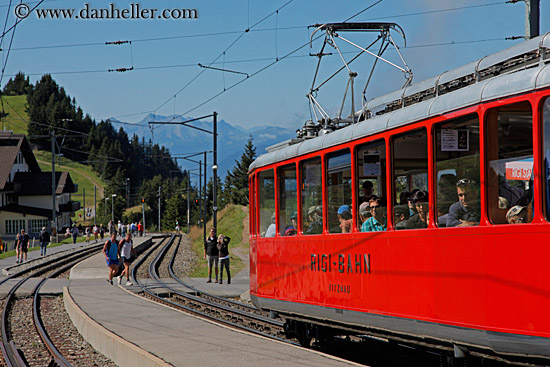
[337,205,353,233]
[39,226,50,256]
[506,205,528,224]
[362,197,387,232]
[399,190,429,230]
[304,206,323,235]
[358,180,375,206]
[358,201,371,232]
[284,211,298,236]
[446,179,481,227]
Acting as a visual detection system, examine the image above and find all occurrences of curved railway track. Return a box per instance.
[0,243,104,367]
[131,234,290,343]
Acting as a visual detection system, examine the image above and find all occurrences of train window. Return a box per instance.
[486,102,533,225]
[544,97,550,221]
[435,115,480,228]
[392,129,429,230]
[258,169,276,237]
[251,175,256,236]
[278,165,297,236]
[301,157,323,235]
[327,149,352,234]
[356,140,386,231]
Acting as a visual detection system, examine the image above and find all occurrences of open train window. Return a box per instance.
[486,102,533,225]
[327,149,352,234]
[258,169,275,237]
[356,140,386,231]
[434,115,480,228]
[392,128,429,230]
[301,158,323,235]
[278,164,297,236]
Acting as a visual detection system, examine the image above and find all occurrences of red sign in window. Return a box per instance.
[505,161,533,180]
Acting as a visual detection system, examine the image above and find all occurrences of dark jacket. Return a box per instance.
[204,236,219,256]
[39,230,50,243]
[217,236,230,258]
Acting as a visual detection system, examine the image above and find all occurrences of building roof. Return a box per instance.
[0,133,41,190]
[14,171,77,195]
[0,203,52,219]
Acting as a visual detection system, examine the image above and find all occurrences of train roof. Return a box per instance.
[250,33,550,172]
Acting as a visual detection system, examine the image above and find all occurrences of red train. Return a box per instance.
[248,30,550,364]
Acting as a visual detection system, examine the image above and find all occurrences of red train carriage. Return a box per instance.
[248,32,550,363]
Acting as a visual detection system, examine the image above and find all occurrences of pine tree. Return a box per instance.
[2,72,30,95]
[225,136,256,205]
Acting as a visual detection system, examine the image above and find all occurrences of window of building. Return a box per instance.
[327,149,352,234]
[278,165,297,236]
[392,129,429,230]
[301,158,323,235]
[5,219,25,235]
[486,102,533,225]
[356,139,386,231]
[435,115,480,228]
[29,219,48,234]
[258,169,275,237]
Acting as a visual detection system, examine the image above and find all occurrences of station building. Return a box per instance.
[0,132,79,241]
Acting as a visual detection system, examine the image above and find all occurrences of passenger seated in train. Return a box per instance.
[446,178,481,227]
[506,205,528,224]
[337,205,353,233]
[358,202,371,231]
[358,180,375,207]
[265,213,276,237]
[304,206,323,235]
[284,211,297,236]
[393,205,410,227]
[396,190,429,230]
[361,197,386,232]
[400,190,418,217]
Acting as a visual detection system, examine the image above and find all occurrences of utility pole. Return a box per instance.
[187,173,190,233]
[213,112,218,237]
[83,187,85,222]
[51,130,57,241]
[126,178,130,208]
[94,186,97,226]
[203,151,207,245]
[199,160,202,230]
[158,186,161,232]
[141,198,146,236]
[526,0,540,39]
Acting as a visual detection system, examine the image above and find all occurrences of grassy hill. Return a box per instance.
[1,95,29,134]
[1,95,106,221]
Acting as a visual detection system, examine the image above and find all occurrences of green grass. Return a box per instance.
[188,205,248,278]
[1,95,28,134]
[0,236,88,259]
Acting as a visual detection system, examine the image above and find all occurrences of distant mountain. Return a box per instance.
[112,114,296,178]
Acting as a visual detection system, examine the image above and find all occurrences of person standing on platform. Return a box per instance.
[204,228,219,283]
[39,227,50,256]
[117,232,136,286]
[16,229,30,263]
[217,234,231,285]
[138,221,144,236]
[102,233,120,285]
[71,224,79,244]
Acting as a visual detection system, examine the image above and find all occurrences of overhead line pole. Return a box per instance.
[51,130,57,241]
[525,0,540,39]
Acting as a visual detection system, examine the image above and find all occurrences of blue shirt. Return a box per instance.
[106,240,119,260]
[361,217,386,232]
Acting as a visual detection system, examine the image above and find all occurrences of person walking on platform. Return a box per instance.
[16,229,30,263]
[217,234,231,285]
[204,228,219,283]
[117,232,136,286]
[71,224,79,245]
[39,227,50,256]
[102,233,120,285]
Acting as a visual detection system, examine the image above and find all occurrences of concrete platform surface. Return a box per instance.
[67,279,358,367]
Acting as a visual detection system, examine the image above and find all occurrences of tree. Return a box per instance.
[225,136,256,205]
[2,72,30,95]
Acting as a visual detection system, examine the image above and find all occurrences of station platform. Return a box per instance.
[54,236,359,367]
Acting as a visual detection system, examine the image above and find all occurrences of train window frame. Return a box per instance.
[258,169,276,237]
[355,139,387,232]
[391,128,429,230]
[277,164,298,236]
[543,96,550,221]
[485,101,533,225]
[434,114,481,228]
[300,157,324,236]
[326,149,352,234]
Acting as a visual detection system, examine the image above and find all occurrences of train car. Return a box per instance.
[248,30,550,364]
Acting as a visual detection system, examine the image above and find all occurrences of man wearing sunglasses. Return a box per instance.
[446,178,481,227]
[361,197,387,232]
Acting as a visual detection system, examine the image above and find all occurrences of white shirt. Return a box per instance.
[120,239,133,258]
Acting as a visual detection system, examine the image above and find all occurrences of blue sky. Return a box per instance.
[1,0,549,131]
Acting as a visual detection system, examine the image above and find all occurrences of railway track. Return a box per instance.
[131,234,289,343]
[0,243,104,367]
